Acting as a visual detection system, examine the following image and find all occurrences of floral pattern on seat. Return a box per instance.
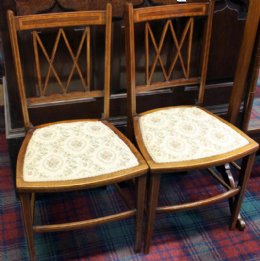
[139,107,249,163]
[23,121,139,182]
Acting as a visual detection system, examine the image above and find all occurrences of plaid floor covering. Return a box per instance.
[0,131,260,260]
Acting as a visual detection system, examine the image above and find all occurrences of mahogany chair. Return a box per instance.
[7,4,148,260]
[124,0,259,254]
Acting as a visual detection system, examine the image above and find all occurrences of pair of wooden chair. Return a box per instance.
[7,1,258,260]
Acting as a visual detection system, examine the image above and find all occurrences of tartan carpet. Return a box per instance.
[0,132,260,260]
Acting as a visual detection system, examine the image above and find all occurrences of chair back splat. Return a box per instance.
[124,0,259,254]
[125,0,214,121]
[8,4,148,260]
[8,5,112,129]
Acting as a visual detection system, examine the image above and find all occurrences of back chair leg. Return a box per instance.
[20,193,36,261]
[218,164,246,230]
[134,175,147,252]
[230,153,256,230]
[144,174,161,254]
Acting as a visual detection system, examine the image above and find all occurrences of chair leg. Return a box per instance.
[134,175,147,253]
[218,164,246,230]
[230,153,256,230]
[20,193,36,261]
[144,174,161,254]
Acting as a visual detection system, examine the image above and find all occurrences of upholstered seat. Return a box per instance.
[24,121,139,182]
[139,106,249,163]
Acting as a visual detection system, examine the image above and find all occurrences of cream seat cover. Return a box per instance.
[139,107,249,163]
[23,121,139,182]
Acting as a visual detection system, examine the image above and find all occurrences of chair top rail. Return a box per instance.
[133,3,209,23]
[12,10,107,31]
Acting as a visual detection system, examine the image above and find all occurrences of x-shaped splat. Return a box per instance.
[33,27,90,96]
[145,18,194,85]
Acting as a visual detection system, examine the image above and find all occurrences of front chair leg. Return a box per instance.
[230,153,256,230]
[134,175,147,253]
[144,173,160,254]
[19,193,36,261]
[218,163,246,230]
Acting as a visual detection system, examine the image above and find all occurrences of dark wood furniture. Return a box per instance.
[228,0,260,143]
[0,0,250,171]
[124,0,259,253]
[8,4,148,260]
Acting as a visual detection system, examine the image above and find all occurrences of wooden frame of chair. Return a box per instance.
[124,0,259,254]
[8,4,148,260]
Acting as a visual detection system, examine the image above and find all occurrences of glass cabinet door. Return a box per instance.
[243,37,260,133]
[247,69,260,131]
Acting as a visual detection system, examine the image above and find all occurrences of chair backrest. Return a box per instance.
[125,0,214,117]
[7,4,112,129]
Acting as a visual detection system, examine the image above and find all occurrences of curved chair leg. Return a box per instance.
[144,174,160,254]
[218,164,246,230]
[20,193,36,261]
[134,175,147,252]
[230,153,256,230]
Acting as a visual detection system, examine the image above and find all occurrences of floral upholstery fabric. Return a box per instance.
[139,107,249,163]
[23,121,139,182]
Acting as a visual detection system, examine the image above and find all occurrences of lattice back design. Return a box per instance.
[32,27,91,96]
[8,5,112,129]
[125,2,214,117]
[145,18,194,85]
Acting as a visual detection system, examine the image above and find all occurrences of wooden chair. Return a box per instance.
[7,4,148,260]
[124,0,259,254]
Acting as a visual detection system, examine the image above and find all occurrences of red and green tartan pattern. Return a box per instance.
[0,132,260,261]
